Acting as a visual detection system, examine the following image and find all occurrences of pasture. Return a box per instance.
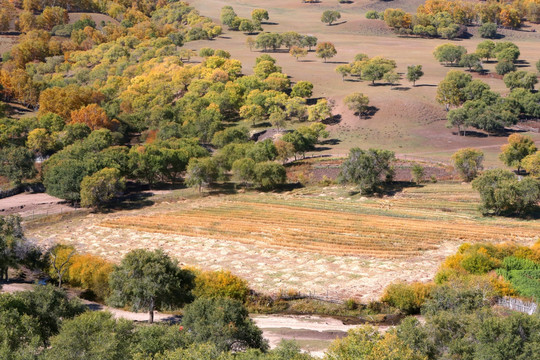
[186,0,540,166]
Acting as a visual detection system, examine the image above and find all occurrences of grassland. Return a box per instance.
[26,182,540,301]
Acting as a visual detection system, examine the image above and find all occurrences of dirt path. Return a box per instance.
[1,282,359,356]
[0,192,78,218]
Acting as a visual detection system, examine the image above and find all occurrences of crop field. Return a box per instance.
[27,183,539,300]
[101,184,539,258]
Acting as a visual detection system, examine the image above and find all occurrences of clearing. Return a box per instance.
[25,183,539,301]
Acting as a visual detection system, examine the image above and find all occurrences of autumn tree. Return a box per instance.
[499,134,538,173]
[108,249,194,324]
[522,151,540,177]
[307,98,332,122]
[290,46,308,61]
[70,104,119,131]
[251,9,269,23]
[315,42,337,62]
[39,85,104,120]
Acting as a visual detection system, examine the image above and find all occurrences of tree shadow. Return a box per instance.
[347,181,423,197]
[414,84,437,87]
[319,138,341,146]
[323,114,342,125]
[329,21,348,26]
[392,86,411,91]
[262,22,279,25]
[363,106,379,119]
[325,61,349,64]
[106,192,155,212]
[206,182,238,196]
[344,78,362,82]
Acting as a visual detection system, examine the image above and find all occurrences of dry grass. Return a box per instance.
[101,183,539,258]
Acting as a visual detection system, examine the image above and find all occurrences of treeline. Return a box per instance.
[371,0,540,39]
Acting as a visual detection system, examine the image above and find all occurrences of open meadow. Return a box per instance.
[26,182,540,301]
[184,0,540,165]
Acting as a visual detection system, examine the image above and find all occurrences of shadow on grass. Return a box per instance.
[323,114,342,125]
[348,181,423,197]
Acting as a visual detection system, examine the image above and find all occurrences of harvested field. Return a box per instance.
[26,183,539,300]
[101,188,539,258]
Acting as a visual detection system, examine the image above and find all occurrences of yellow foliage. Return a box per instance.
[68,253,113,300]
[193,269,250,302]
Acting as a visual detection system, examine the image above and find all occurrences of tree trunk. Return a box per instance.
[149,298,155,324]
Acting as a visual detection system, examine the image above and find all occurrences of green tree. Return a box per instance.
[503,71,538,90]
[0,146,36,186]
[344,93,370,118]
[251,9,269,23]
[108,249,194,323]
[315,42,337,62]
[185,157,219,192]
[45,311,133,360]
[340,148,395,194]
[406,65,424,86]
[232,158,256,185]
[321,10,341,25]
[80,168,125,209]
[43,159,87,201]
[301,35,318,51]
[496,60,516,75]
[291,81,313,98]
[452,148,484,181]
[0,215,29,281]
[479,22,498,38]
[220,6,237,28]
[476,40,496,61]
[253,161,287,189]
[361,57,397,85]
[499,133,538,173]
[290,46,308,61]
[433,44,467,66]
[336,64,351,81]
[411,164,425,184]
[182,297,268,352]
[459,54,482,72]
[307,98,332,122]
[472,169,540,216]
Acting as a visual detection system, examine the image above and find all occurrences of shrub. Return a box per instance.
[381,282,433,314]
[365,11,379,20]
[411,163,424,184]
[192,269,250,302]
[68,254,113,300]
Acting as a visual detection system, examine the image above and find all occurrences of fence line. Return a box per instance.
[497,297,538,315]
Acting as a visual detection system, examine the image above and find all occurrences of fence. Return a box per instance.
[497,297,538,315]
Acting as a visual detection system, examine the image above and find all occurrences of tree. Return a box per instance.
[182,297,268,352]
[290,46,308,61]
[436,80,462,111]
[479,22,498,38]
[0,215,31,281]
[452,148,484,181]
[406,65,424,86]
[239,19,255,34]
[269,109,287,131]
[433,44,467,66]
[307,98,332,122]
[26,128,56,156]
[340,148,395,194]
[383,71,400,88]
[301,35,318,51]
[495,60,516,75]
[321,10,341,25]
[80,168,125,209]
[459,54,482,72]
[108,249,194,323]
[503,71,538,90]
[0,146,36,186]
[522,151,540,177]
[315,42,337,62]
[291,81,313,98]
[360,57,397,85]
[476,40,496,61]
[499,134,538,173]
[537,59,540,73]
[344,93,370,118]
[43,159,87,201]
[45,311,134,360]
[49,244,76,288]
[281,32,303,49]
[245,37,255,51]
[253,161,287,189]
[495,42,520,63]
[336,64,351,81]
[220,6,237,28]
[185,157,219,192]
[472,169,540,216]
[251,9,269,23]
[411,164,425,184]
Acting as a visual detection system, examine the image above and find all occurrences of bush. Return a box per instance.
[411,163,424,184]
[365,11,379,19]
[381,282,433,314]
[68,254,113,300]
[192,269,250,302]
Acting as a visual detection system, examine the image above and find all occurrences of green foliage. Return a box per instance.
[108,249,195,323]
[45,311,133,360]
[499,134,538,172]
[291,81,313,98]
[497,257,540,300]
[406,65,424,86]
[451,148,484,181]
[253,161,286,189]
[476,40,496,61]
[315,42,337,62]
[479,22,498,38]
[0,146,36,185]
[433,44,466,65]
[472,169,540,216]
[411,163,425,184]
[381,282,433,315]
[321,10,341,25]
[496,60,516,75]
[182,297,268,352]
[344,93,369,118]
[80,168,125,208]
[340,148,395,194]
[365,11,380,20]
[503,71,538,90]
